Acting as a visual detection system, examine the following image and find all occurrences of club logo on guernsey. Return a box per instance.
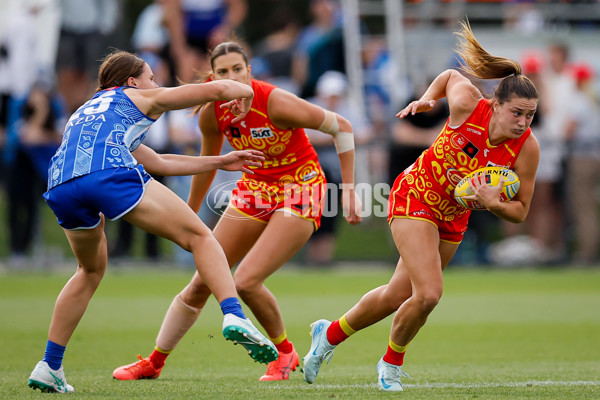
[251,128,274,139]
[452,133,479,158]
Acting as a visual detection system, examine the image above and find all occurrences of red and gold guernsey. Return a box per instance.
[388,98,531,242]
[213,79,326,227]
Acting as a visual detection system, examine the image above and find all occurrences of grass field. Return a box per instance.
[1,265,599,399]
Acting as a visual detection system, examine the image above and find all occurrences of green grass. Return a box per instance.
[1,266,599,399]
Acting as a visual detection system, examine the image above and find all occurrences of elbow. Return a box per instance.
[337,115,352,133]
[512,215,527,224]
[507,211,528,224]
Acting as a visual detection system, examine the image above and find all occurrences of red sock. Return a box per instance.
[275,338,293,354]
[326,320,349,346]
[382,345,405,366]
[149,349,169,369]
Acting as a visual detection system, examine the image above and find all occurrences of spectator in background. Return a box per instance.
[0,0,59,187]
[131,0,172,85]
[304,71,373,266]
[528,41,576,263]
[251,6,301,95]
[162,0,248,83]
[488,51,549,266]
[363,36,411,140]
[56,0,119,113]
[564,63,600,265]
[293,0,345,98]
[387,79,448,185]
[6,82,63,265]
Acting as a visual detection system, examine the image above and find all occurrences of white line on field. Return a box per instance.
[266,380,600,390]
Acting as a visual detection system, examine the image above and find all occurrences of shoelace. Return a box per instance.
[384,364,411,382]
[126,355,150,371]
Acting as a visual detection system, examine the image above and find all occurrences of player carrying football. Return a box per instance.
[303,20,540,391]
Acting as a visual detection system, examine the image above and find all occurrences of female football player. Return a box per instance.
[302,20,540,391]
[27,49,277,393]
[113,41,362,382]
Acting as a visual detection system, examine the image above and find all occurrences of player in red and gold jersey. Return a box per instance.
[388,95,532,243]
[302,21,540,391]
[113,41,362,382]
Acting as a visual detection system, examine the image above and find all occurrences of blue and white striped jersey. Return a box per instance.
[47,87,155,190]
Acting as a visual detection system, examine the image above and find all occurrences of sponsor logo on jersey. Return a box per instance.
[466,126,482,135]
[410,209,434,218]
[250,128,274,138]
[301,170,318,182]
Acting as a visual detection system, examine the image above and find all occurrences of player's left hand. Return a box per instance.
[342,186,362,225]
[463,171,504,209]
[220,150,265,174]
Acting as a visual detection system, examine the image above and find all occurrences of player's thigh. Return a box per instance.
[63,215,107,272]
[234,212,314,284]
[390,218,443,292]
[386,258,413,301]
[123,179,211,247]
[213,205,267,267]
[439,240,460,270]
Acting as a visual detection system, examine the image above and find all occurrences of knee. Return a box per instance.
[182,281,212,308]
[177,233,202,253]
[233,276,258,301]
[76,263,106,288]
[413,288,442,314]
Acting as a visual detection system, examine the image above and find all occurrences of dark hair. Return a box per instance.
[455,20,538,104]
[192,41,250,114]
[209,41,249,71]
[96,50,146,92]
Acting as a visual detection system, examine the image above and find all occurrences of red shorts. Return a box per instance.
[387,174,470,243]
[230,178,325,230]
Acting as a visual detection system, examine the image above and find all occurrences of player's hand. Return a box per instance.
[396,99,436,118]
[220,92,253,123]
[463,171,504,209]
[220,150,264,174]
[341,185,362,225]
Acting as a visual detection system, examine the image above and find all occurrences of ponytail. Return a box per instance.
[455,20,537,103]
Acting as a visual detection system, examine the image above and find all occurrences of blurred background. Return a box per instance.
[1,0,599,270]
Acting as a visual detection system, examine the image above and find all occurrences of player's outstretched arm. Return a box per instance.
[132,144,263,177]
[128,80,253,119]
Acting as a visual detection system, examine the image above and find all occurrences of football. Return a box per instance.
[454,166,520,210]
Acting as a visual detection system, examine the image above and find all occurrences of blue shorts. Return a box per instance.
[43,165,152,230]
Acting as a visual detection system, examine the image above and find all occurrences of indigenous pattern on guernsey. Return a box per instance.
[391,98,531,221]
[47,86,155,190]
[213,79,326,200]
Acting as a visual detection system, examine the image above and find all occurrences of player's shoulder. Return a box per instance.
[522,131,540,154]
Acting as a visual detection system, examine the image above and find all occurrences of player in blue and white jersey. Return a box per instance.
[27,50,278,394]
